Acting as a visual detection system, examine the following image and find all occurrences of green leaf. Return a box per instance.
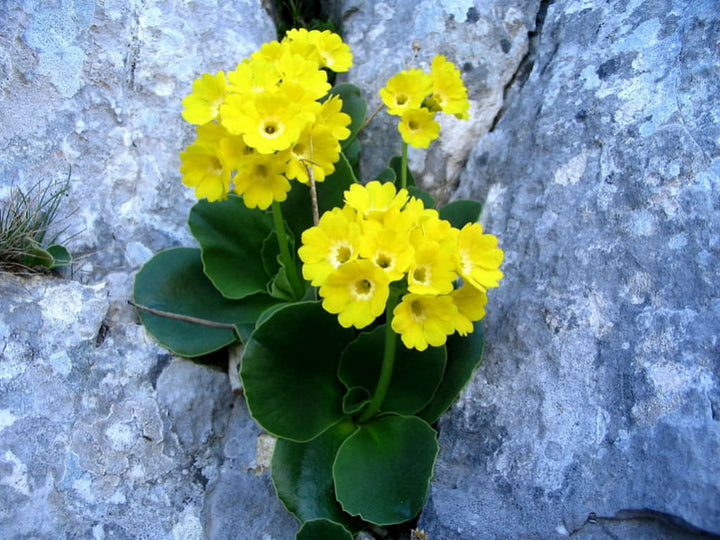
[22,239,54,267]
[46,244,72,268]
[408,186,435,208]
[342,387,371,415]
[389,155,415,188]
[333,415,439,525]
[338,325,446,416]
[296,519,354,540]
[417,325,485,424]
[241,301,354,441]
[328,83,367,150]
[343,140,361,179]
[272,420,363,532]
[439,199,483,229]
[188,195,275,299]
[375,167,396,183]
[133,247,280,357]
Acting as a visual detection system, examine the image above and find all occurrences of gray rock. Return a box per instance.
[419,0,720,538]
[328,0,541,200]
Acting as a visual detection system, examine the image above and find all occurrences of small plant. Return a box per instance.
[0,175,73,272]
[132,30,502,538]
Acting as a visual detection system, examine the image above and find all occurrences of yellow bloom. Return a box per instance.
[344,181,409,222]
[392,294,458,351]
[282,28,321,63]
[407,240,456,295]
[226,59,279,96]
[275,51,330,101]
[379,68,432,116]
[455,223,504,291]
[398,108,440,148]
[450,284,488,336]
[298,207,362,286]
[311,30,353,72]
[359,228,414,282]
[218,133,255,172]
[320,260,390,329]
[179,123,231,202]
[285,126,341,184]
[232,152,291,210]
[427,55,470,120]
[251,40,284,64]
[221,89,309,154]
[182,72,227,125]
[317,95,351,141]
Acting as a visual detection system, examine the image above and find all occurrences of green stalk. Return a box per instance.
[271,201,305,300]
[358,292,399,423]
[400,142,408,189]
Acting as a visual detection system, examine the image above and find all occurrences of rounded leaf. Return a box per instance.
[296,519,353,540]
[241,301,354,441]
[339,325,446,416]
[272,420,362,532]
[133,248,279,357]
[333,415,439,525]
[188,195,275,299]
[439,199,483,229]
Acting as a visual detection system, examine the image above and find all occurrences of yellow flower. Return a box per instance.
[221,89,309,154]
[398,108,440,148]
[427,55,470,120]
[317,95,351,142]
[359,228,414,282]
[450,284,488,336]
[344,181,409,222]
[282,28,321,62]
[455,223,504,291]
[251,40,284,64]
[179,123,231,202]
[226,59,279,96]
[298,207,362,286]
[275,51,330,102]
[320,260,390,329]
[182,72,227,125]
[407,240,456,295]
[232,152,291,210]
[379,68,432,116]
[392,294,458,351]
[218,133,255,172]
[311,30,353,72]
[285,126,341,184]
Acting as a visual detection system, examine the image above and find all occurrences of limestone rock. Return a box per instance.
[419,0,720,537]
[328,0,541,200]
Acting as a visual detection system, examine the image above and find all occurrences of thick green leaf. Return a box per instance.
[241,301,354,441]
[417,325,485,424]
[389,155,415,188]
[296,519,353,540]
[328,83,367,150]
[439,199,483,229]
[133,247,280,357]
[22,239,54,267]
[342,387,371,415]
[375,167,396,183]
[272,420,362,532]
[333,415,439,525]
[188,195,274,299]
[408,186,435,209]
[343,140,361,179]
[46,244,72,268]
[338,325,446,416]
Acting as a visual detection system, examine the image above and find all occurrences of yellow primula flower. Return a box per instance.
[275,51,330,101]
[359,228,414,282]
[179,123,231,202]
[232,152,291,210]
[407,240,456,295]
[311,30,353,72]
[285,126,341,184]
[251,40,284,64]
[427,55,470,120]
[392,294,458,351]
[282,28,321,63]
[226,59,280,96]
[320,259,390,329]
[181,72,227,125]
[380,68,432,116]
[455,222,504,291]
[218,133,255,172]
[298,207,362,286]
[344,181,409,222]
[450,284,488,336]
[398,108,440,148]
[317,94,351,142]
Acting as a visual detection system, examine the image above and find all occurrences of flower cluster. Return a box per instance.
[380,55,470,149]
[179,30,353,208]
[299,181,503,351]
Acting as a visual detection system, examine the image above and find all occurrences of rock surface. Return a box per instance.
[328,0,541,200]
[418,0,720,537]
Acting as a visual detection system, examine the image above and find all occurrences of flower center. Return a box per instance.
[354,278,373,299]
[413,266,428,284]
[255,164,268,177]
[408,120,419,131]
[263,122,280,137]
[411,300,424,318]
[375,253,392,269]
[207,156,223,175]
[396,94,407,106]
[336,245,352,264]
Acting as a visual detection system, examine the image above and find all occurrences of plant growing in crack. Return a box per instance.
[131,29,503,539]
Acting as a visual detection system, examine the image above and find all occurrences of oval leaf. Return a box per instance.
[241,301,354,441]
[188,195,275,299]
[272,420,362,532]
[439,199,483,229]
[46,244,72,268]
[133,247,280,357]
[417,325,485,424]
[333,415,439,525]
[408,185,435,208]
[296,519,353,540]
[338,325,446,416]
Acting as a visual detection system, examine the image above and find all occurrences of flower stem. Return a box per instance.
[271,200,305,300]
[358,292,399,423]
[401,142,408,189]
